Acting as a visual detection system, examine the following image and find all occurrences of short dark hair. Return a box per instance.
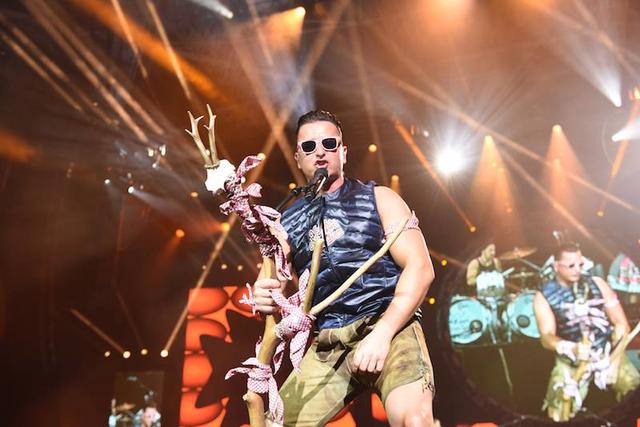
[296,110,343,138]
[554,242,581,260]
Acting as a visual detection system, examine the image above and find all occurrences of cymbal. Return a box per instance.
[508,271,536,280]
[498,246,537,260]
[115,402,135,411]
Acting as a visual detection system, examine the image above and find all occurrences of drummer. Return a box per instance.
[466,243,502,292]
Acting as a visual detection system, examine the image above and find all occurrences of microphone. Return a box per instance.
[304,168,328,201]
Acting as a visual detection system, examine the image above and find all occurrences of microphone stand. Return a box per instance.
[275,185,306,212]
[275,176,327,212]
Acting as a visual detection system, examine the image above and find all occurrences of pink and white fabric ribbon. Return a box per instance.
[219,156,291,281]
[271,270,315,371]
[225,343,284,424]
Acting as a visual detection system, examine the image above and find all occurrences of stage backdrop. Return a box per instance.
[179,286,389,427]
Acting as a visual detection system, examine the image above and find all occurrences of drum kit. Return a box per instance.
[449,246,542,347]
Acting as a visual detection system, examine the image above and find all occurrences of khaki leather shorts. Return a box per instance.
[277,316,434,426]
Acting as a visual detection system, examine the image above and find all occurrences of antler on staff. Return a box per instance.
[186,105,236,195]
[185,104,219,168]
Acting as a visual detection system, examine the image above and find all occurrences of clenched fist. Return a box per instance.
[253,278,285,314]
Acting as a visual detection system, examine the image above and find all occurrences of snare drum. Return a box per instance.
[503,290,540,339]
[448,296,492,344]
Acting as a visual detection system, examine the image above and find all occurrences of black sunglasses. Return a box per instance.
[298,137,341,154]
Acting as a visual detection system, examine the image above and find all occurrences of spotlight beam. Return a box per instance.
[0,14,114,125]
[245,0,274,66]
[427,248,465,269]
[24,0,153,142]
[144,0,192,101]
[528,0,637,77]
[111,201,145,349]
[0,28,83,112]
[67,0,225,101]
[110,0,149,78]
[226,235,260,275]
[70,309,126,354]
[598,100,640,214]
[346,4,388,184]
[502,150,614,259]
[385,74,640,214]
[163,215,237,352]
[38,0,164,136]
[224,22,305,184]
[243,0,351,187]
[393,120,475,231]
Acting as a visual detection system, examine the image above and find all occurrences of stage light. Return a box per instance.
[436,148,465,175]
[221,263,228,270]
[257,152,266,160]
[141,348,148,356]
[104,178,111,185]
[256,262,262,269]
[237,264,244,272]
[146,147,155,157]
[634,87,640,101]
[221,222,230,232]
[127,186,135,194]
[295,6,306,18]
[368,144,378,153]
[190,191,198,198]
[428,297,436,305]
[552,124,562,133]
[175,229,185,238]
[597,210,604,217]
[188,0,234,19]
[441,259,448,267]
[123,350,131,359]
[391,175,399,181]
[469,225,477,233]
[160,349,169,358]
[104,351,111,358]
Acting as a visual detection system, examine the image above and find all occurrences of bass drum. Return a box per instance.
[448,296,492,344]
[503,290,539,339]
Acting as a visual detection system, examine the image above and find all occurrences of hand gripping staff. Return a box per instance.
[186,106,410,426]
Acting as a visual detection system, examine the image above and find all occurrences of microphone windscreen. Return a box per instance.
[314,168,328,181]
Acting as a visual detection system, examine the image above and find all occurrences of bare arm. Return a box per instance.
[466,259,479,286]
[374,186,434,337]
[533,290,560,352]
[352,186,434,373]
[592,276,630,342]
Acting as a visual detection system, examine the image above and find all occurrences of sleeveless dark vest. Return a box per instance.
[477,258,498,273]
[540,276,612,350]
[281,178,402,330]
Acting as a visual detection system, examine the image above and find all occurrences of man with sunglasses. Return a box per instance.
[253,110,436,426]
[533,242,639,421]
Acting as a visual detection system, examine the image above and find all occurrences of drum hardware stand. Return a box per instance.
[486,305,515,400]
[512,257,541,272]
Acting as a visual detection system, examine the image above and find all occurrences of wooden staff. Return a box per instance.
[560,334,590,420]
[244,239,324,427]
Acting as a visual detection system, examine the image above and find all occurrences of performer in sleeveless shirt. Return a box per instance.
[466,243,502,291]
[253,110,436,426]
[533,242,640,421]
